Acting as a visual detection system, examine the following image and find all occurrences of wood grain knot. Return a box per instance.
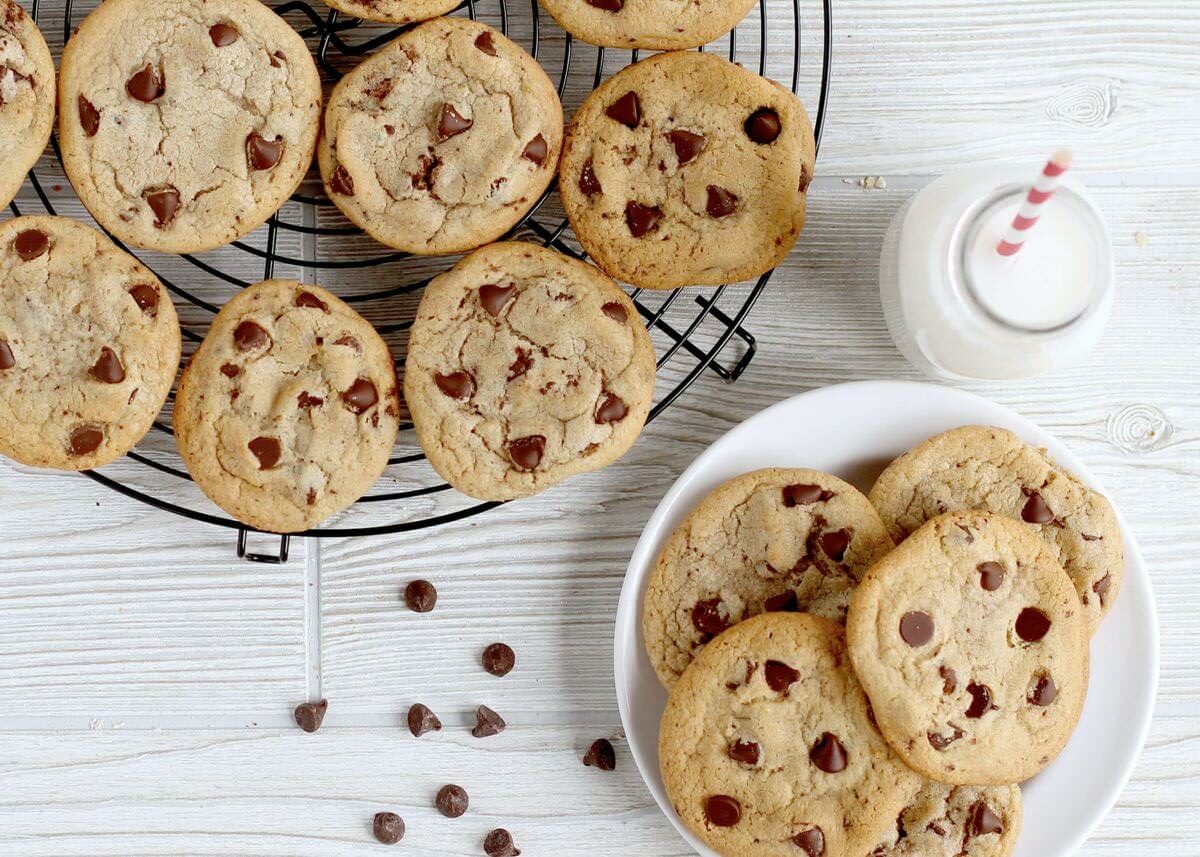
[1045,79,1119,128]
[1107,404,1173,454]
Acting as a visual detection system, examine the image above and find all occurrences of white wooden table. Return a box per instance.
[2,1,1197,854]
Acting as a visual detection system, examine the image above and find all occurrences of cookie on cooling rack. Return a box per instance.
[404,241,655,501]
[871,781,1022,857]
[642,468,895,688]
[0,216,181,471]
[318,17,563,255]
[174,280,400,533]
[0,0,55,212]
[537,0,756,50]
[559,50,815,290]
[320,0,459,25]
[57,0,321,254]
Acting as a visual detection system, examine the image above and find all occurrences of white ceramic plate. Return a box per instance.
[614,380,1158,857]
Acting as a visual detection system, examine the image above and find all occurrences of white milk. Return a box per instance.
[879,165,1114,380]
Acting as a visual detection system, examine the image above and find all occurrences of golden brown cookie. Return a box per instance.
[0,0,55,211]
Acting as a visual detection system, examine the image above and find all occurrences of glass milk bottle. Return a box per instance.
[879,161,1115,381]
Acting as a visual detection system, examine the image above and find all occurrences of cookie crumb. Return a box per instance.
[859,175,887,190]
[1134,230,1150,248]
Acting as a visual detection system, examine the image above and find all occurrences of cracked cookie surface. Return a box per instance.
[559,50,815,290]
[869,425,1123,634]
[659,613,921,857]
[58,0,321,253]
[405,241,655,501]
[0,0,54,211]
[847,510,1089,786]
[871,781,1022,857]
[537,0,756,49]
[642,468,894,688]
[321,0,459,25]
[318,18,563,255]
[174,280,400,533]
[0,215,181,470]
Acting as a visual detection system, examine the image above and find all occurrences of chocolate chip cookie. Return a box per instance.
[174,280,400,533]
[847,511,1089,786]
[559,50,815,290]
[318,18,563,255]
[537,0,757,49]
[659,612,922,857]
[405,241,655,501]
[0,0,55,212]
[642,468,895,688]
[321,0,459,25]
[0,216,181,470]
[871,782,1022,857]
[869,425,1123,633]
[58,0,321,253]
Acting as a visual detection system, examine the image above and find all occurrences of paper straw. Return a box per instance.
[996,150,1073,257]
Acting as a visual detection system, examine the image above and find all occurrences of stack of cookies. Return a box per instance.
[644,425,1122,856]
[0,0,814,533]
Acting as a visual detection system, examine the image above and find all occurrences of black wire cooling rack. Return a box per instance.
[9,0,832,561]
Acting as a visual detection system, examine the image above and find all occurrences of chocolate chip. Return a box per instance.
[295,290,328,311]
[583,738,616,770]
[969,801,1004,837]
[248,436,281,469]
[705,185,739,218]
[782,483,832,506]
[69,424,104,456]
[745,107,782,144]
[13,228,48,261]
[594,392,627,424]
[0,340,13,370]
[1021,490,1055,523]
[144,186,180,227]
[798,163,812,193]
[436,103,473,141]
[234,320,269,351]
[690,598,730,636]
[404,579,437,613]
[293,698,327,733]
[210,22,239,46]
[483,828,520,857]
[330,164,355,196]
[128,284,159,317]
[246,132,283,171]
[764,590,798,612]
[507,435,545,471]
[727,739,760,766]
[965,682,994,718]
[341,378,378,414]
[372,811,404,844]
[126,64,164,102]
[817,528,851,562]
[605,91,641,128]
[78,95,100,136]
[1028,672,1057,706]
[809,732,847,773]
[586,0,623,9]
[764,659,800,693]
[704,795,741,827]
[472,704,506,737]
[89,347,125,384]
[927,726,963,750]
[334,334,361,351]
[579,160,602,196]
[521,134,548,165]
[899,611,934,646]
[1016,607,1051,642]
[474,31,497,55]
[297,391,323,409]
[407,702,442,736]
[665,129,705,164]
[1093,573,1112,606]
[625,201,662,237]
[435,371,475,400]
[792,826,825,856]
[479,283,516,316]
[436,784,469,818]
[940,665,957,694]
[601,301,627,323]
[482,642,515,677]
[978,561,1005,591]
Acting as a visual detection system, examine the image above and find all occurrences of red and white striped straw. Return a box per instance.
[996,150,1073,257]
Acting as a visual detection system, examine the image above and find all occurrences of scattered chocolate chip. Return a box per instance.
[334,334,361,351]
[479,283,516,316]
[78,95,100,136]
[965,682,994,718]
[764,659,800,693]
[483,828,520,857]
[690,598,730,636]
[210,22,239,46]
[969,801,1004,837]
[249,436,281,469]
[745,107,781,144]
[1016,607,1051,642]
[899,611,934,646]
[293,698,327,733]
[404,579,437,613]
[295,290,328,311]
[436,103,473,141]
[625,201,662,237]
[144,186,180,227]
[330,164,355,196]
[89,347,125,384]
[600,301,627,323]
[472,704,506,737]
[14,228,48,261]
[246,132,283,171]
[69,424,104,456]
[407,702,442,736]
[482,642,515,677]
[817,528,851,562]
[586,0,623,9]
[594,392,627,424]
[128,284,159,317]
[0,340,13,370]
[798,163,812,193]
[507,435,545,471]
[809,732,847,773]
[940,665,957,694]
[341,377,378,414]
[507,347,533,381]
[728,739,760,766]
[583,738,616,770]
[436,784,469,818]
[521,134,548,165]
[126,64,164,102]
[782,483,832,506]
[792,826,825,856]
[435,371,475,400]
[1021,490,1055,523]
[474,31,497,55]
[372,811,404,844]
[927,726,963,750]
[1028,673,1057,706]
[978,561,1005,591]
[579,160,602,196]
[764,589,798,612]
[605,91,641,128]
[705,185,739,218]
[665,129,705,164]
[234,320,269,351]
[704,795,741,827]
[297,391,323,409]
[1093,573,1112,606]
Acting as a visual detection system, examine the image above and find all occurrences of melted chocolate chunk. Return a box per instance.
[666,129,706,164]
[405,579,437,612]
[579,160,602,196]
[1028,672,1057,706]
[798,163,812,193]
[293,698,327,733]
[704,795,741,827]
[782,483,832,506]
[372,811,404,844]
[594,392,627,424]
[297,391,323,409]
[436,103,473,141]
[482,642,515,677]
[13,228,48,260]
[940,665,957,694]
[764,589,798,612]
[341,378,378,414]
[587,0,623,9]
[128,284,159,317]
[978,561,1005,591]
[126,64,164,102]
[601,301,627,323]
[705,185,739,218]
[816,528,851,562]
[927,725,963,750]
[809,732,847,773]
[1021,489,1055,523]
[233,320,269,351]
[483,828,520,857]
[479,283,516,315]
[690,597,730,637]
[792,826,825,856]
[144,186,181,227]
[474,31,497,55]
[435,371,475,400]
[246,132,283,171]
[969,801,1004,837]
[248,436,281,469]
[89,347,125,384]
[625,201,662,237]
[407,702,442,736]
[583,738,617,770]
[209,23,240,46]
[1093,573,1112,606]
[436,784,469,818]
[744,107,781,143]
[521,134,548,165]
[330,164,355,196]
[1016,607,1051,642]
[294,290,328,312]
[965,682,994,718]
[69,424,104,456]
[0,340,13,370]
[764,659,800,692]
[507,435,546,471]
[472,704,506,737]
[605,91,641,128]
[899,611,934,646]
[727,739,760,766]
[78,95,100,136]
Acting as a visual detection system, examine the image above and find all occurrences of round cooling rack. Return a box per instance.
[8,0,832,561]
